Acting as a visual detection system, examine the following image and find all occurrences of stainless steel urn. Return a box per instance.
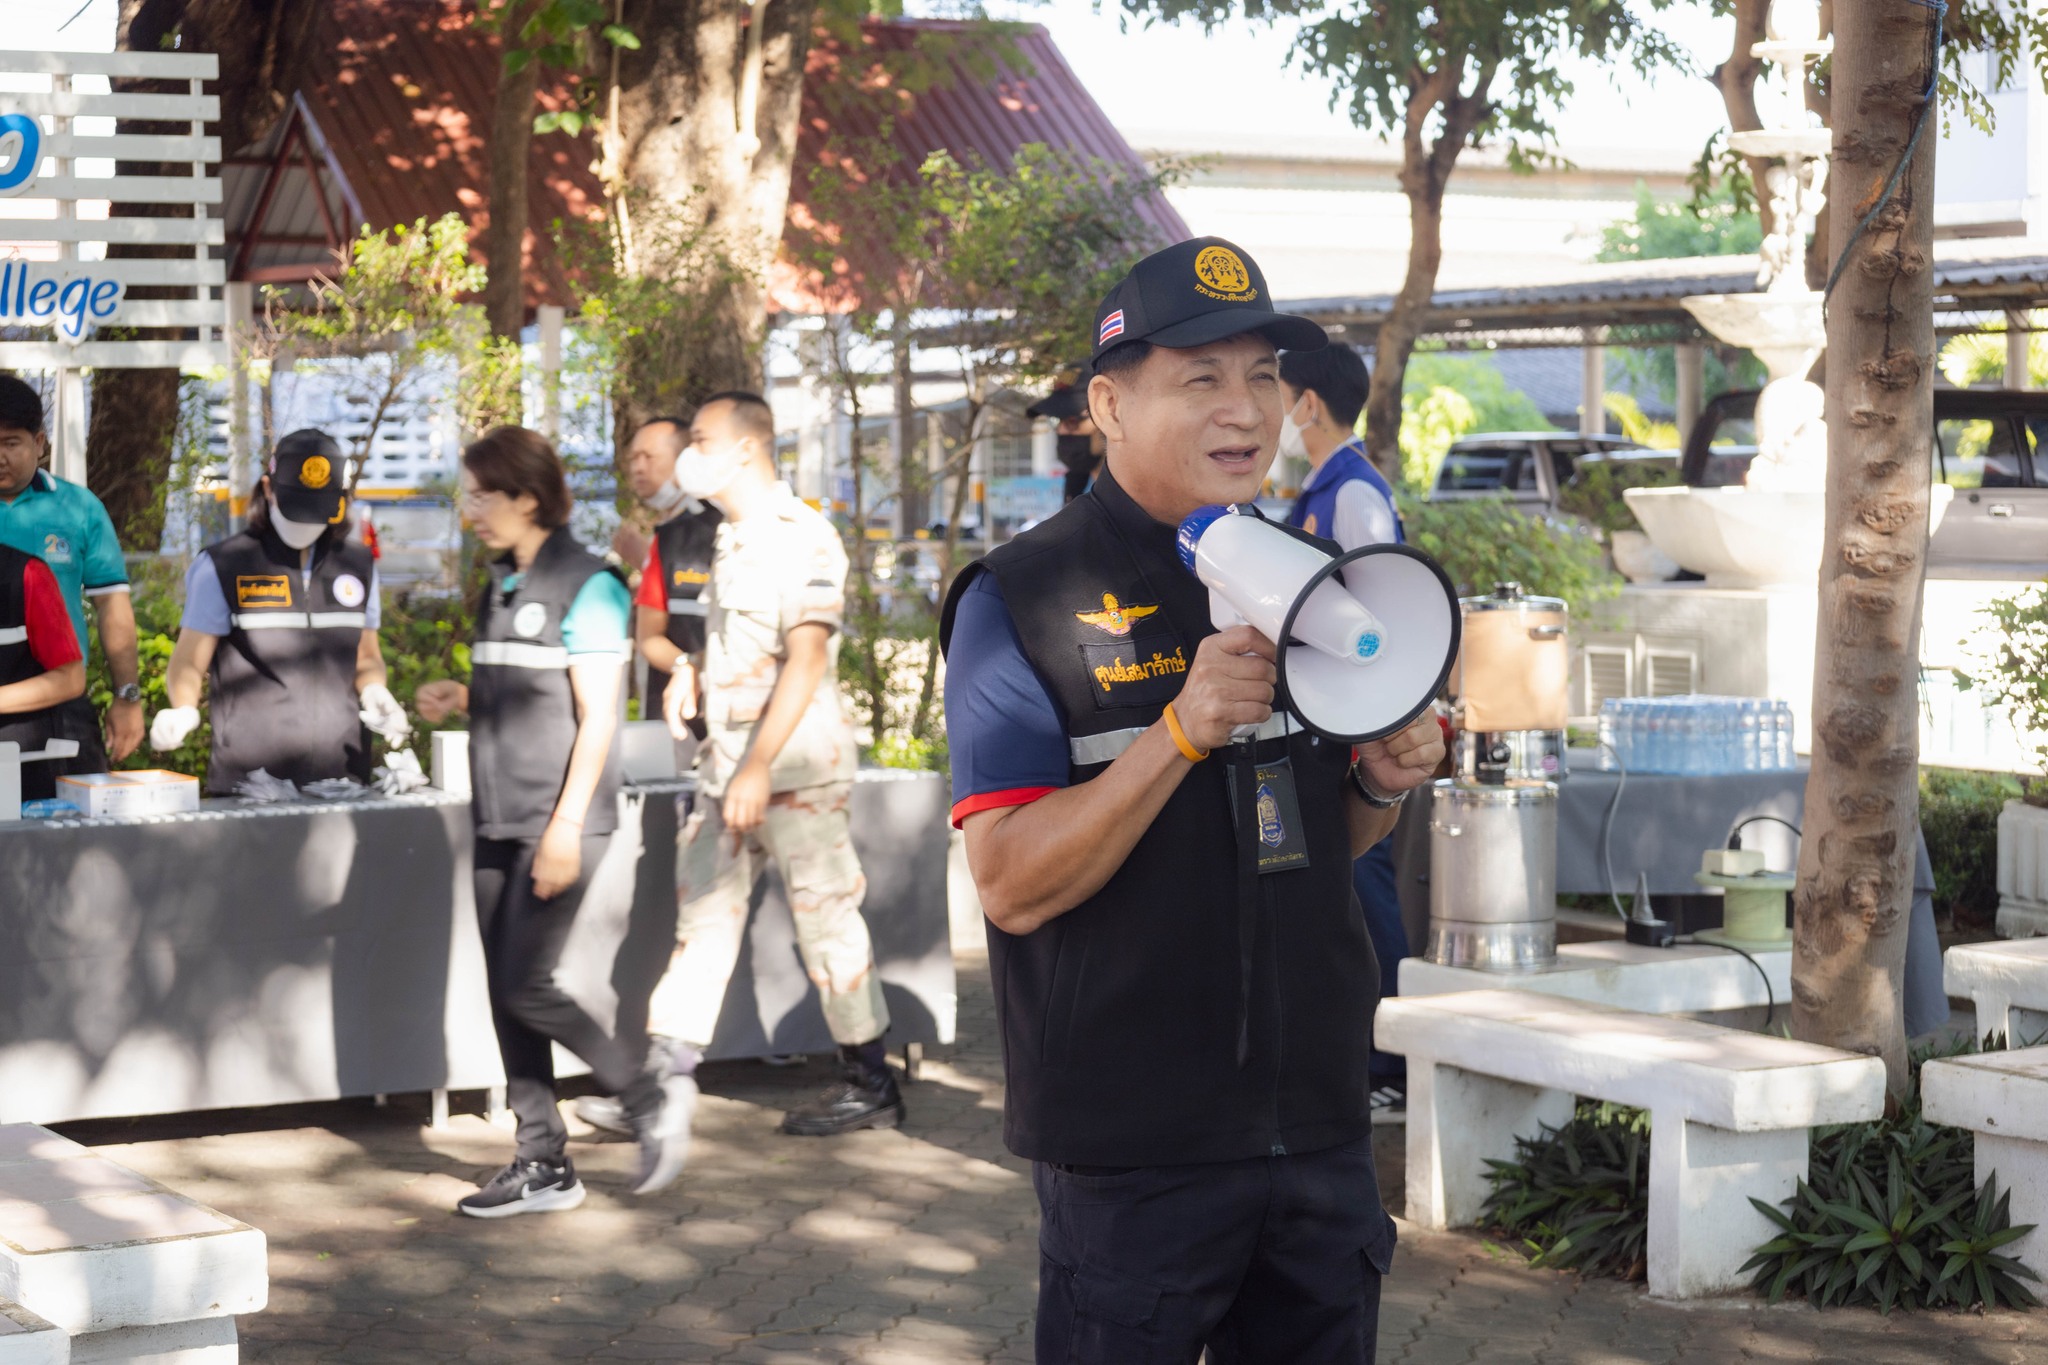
[1425,779,1559,970]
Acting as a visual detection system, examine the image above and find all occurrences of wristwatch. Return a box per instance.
[1348,755,1404,808]
[114,683,142,704]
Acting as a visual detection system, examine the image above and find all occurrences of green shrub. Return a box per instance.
[1482,1101,1650,1280]
[1920,767,2021,932]
[1742,1036,2039,1313]
[1398,493,1621,621]
[1555,457,1680,537]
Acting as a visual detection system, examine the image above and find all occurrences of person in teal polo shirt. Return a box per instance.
[0,375,143,772]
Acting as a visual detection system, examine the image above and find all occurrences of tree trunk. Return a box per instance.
[479,3,541,340]
[1360,67,1493,485]
[1712,0,1778,243]
[1791,2,1941,1096]
[611,0,817,403]
[90,0,316,540]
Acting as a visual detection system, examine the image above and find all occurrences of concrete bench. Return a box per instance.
[0,1125,264,1361]
[1921,1049,2048,1284]
[1945,938,2048,1047]
[1377,989,1887,1300]
[1400,940,1791,1017]
[0,1301,65,1365]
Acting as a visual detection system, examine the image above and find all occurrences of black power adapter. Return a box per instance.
[1623,870,1675,948]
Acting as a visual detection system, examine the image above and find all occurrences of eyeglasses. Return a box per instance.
[460,488,503,511]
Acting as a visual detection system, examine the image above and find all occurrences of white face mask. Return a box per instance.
[272,504,328,549]
[645,473,689,515]
[1276,396,1311,464]
[674,443,744,501]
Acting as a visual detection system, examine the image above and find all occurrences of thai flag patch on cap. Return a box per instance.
[1098,309,1125,346]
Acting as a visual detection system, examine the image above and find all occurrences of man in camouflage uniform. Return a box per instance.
[642,391,899,1142]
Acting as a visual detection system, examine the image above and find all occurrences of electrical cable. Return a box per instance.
[1820,0,1949,312]
[1726,813,1805,867]
[1681,935,1778,1032]
[1597,740,1629,921]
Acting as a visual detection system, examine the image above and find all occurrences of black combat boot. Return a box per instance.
[779,1039,905,1137]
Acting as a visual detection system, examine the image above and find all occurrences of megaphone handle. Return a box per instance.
[1207,594,1264,741]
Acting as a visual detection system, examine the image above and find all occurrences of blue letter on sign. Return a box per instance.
[0,114,40,197]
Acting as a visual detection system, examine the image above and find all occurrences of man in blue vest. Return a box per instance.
[1280,344,1412,1124]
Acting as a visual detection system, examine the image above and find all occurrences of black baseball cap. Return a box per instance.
[1026,364,1094,421]
[268,429,347,525]
[1091,237,1326,363]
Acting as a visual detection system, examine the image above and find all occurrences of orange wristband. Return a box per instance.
[1162,701,1209,763]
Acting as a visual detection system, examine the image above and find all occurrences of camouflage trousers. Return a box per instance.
[649,780,890,1049]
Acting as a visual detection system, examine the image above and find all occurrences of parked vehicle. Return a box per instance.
[1427,432,1648,511]
[1681,388,2048,576]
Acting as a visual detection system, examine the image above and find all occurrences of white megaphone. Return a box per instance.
[1176,505,1461,744]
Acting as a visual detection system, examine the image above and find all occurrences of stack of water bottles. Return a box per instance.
[1596,696,1798,774]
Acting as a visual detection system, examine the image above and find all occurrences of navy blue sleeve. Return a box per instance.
[944,572,1071,827]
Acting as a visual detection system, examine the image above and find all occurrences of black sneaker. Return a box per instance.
[780,1060,905,1137]
[572,1094,629,1135]
[456,1157,586,1218]
[1369,1083,1407,1126]
[630,1075,696,1195]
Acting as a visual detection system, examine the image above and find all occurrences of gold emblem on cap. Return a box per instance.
[1193,246,1255,303]
[301,455,333,490]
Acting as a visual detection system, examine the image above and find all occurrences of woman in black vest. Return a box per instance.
[149,430,411,792]
[414,426,688,1217]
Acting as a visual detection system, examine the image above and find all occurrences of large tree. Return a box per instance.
[90,0,319,544]
[1118,0,1685,481]
[1792,2,1943,1095]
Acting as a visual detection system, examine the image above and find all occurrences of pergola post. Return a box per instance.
[1580,328,1607,436]
[537,304,565,440]
[1676,342,1705,446]
[226,281,254,531]
[2007,310,2033,390]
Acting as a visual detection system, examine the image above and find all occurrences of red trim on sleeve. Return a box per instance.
[21,557,82,671]
[950,786,1059,830]
[634,539,666,610]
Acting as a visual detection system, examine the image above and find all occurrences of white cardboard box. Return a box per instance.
[53,771,200,819]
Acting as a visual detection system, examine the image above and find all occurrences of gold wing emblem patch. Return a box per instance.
[1075,592,1160,638]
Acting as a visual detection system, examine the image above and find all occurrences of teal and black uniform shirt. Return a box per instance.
[0,469,129,647]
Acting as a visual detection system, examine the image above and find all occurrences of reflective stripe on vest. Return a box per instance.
[0,625,24,646]
[666,598,709,617]
[473,640,571,669]
[228,610,366,631]
[1067,710,1302,766]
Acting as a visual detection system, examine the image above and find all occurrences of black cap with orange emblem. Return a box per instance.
[1091,237,1327,363]
[268,428,347,525]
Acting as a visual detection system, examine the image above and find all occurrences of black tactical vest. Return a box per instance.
[939,467,1377,1167]
[0,543,62,787]
[203,527,375,795]
[646,504,720,729]
[469,527,624,840]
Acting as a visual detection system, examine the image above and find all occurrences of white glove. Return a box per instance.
[150,706,200,752]
[358,684,412,745]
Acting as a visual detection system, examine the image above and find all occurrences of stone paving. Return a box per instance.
[52,949,2048,1363]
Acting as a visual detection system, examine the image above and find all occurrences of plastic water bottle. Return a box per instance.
[1775,702,1797,769]
[1737,699,1763,773]
[1621,698,1642,771]
[1598,699,1619,771]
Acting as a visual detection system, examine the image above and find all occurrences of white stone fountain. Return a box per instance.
[1623,0,1948,588]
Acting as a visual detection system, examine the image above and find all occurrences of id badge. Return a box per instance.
[1227,754,1311,875]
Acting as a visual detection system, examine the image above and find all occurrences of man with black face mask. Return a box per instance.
[1026,367,1103,504]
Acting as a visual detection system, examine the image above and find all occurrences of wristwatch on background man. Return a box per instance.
[1348,750,1403,808]
[114,684,141,704]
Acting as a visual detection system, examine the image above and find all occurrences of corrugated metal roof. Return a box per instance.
[221,3,1184,315]
[1283,240,2048,342]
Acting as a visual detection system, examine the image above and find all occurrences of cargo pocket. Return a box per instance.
[1040,1249,1183,1364]
[1362,1207,1398,1277]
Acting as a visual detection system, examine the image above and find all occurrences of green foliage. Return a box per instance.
[1555,453,1679,537]
[86,557,208,778]
[1596,182,1761,265]
[1399,494,1618,620]
[1601,393,1677,451]
[1954,583,2048,804]
[1939,320,2048,390]
[473,0,640,136]
[269,215,521,475]
[1920,767,2024,929]
[1395,351,1552,489]
[377,590,475,747]
[1940,2,2048,135]
[1482,1101,1651,1280]
[1743,1040,2040,1313]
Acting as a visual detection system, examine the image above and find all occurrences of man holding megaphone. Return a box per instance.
[940,237,1449,1364]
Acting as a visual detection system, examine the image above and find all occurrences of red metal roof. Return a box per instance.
[223,2,1186,315]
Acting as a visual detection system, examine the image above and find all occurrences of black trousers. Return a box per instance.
[474,833,657,1162]
[1034,1137,1396,1365]
[50,695,107,777]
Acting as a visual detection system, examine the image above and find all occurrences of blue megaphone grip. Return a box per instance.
[0,115,41,194]
[1175,503,1236,574]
